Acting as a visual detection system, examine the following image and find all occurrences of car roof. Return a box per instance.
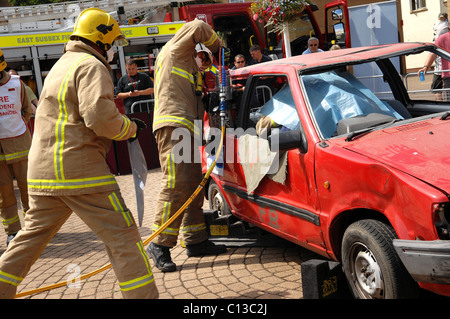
[230,42,435,76]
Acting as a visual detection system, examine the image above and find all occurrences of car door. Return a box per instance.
[218,73,326,251]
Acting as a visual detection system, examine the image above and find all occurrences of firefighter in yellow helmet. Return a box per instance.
[146,19,226,273]
[0,50,6,71]
[0,49,33,246]
[0,8,158,299]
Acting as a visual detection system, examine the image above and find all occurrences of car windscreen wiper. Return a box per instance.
[345,119,402,142]
[441,111,450,120]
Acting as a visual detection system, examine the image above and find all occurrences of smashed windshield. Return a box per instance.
[302,70,404,139]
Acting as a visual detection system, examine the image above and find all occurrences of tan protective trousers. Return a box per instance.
[0,159,29,235]
[152,126,208,248]
[0,191,159,299]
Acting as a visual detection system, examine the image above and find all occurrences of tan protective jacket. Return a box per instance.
[28,40,137,196]
[152,19,221,135]
[0,71,33,164]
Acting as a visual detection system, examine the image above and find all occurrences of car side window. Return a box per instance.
[239,75,299,136]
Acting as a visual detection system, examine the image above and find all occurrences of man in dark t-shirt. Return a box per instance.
[116,59,154,113]
[247,44,272,66]
[247,44,273,106]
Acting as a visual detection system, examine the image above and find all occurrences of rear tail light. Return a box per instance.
[433,202,450,240]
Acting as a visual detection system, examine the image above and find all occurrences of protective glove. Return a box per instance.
[128,118,147,142]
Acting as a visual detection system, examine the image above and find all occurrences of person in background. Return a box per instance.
[8,69,38,113]
[302,37,324,54]
[231,54,248,90]
[419,26,450,101]
[431,18,449,101]
[0,50,33,247]
[330,44,341,51]
[247,44,272,65]
[433,13,448,42]
[232,54,246,69]
[116,59,154,113]
[247,45,274,105]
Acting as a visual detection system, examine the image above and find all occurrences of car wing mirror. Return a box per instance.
[267,129,306,152]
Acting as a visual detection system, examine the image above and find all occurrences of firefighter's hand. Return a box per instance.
[128,118,147,142]
[132,118,147,130]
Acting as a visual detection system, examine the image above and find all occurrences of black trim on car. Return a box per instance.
[222,184,320,226]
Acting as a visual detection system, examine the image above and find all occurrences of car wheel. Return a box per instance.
[207,180,231,217]
[341,219,418,299]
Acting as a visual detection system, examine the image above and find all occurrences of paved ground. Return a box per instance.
[0,168,322,299]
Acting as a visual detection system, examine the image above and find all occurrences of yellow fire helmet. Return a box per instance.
[0,49,6,72]
[70,8,128,51]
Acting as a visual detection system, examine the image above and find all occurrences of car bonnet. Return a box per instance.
[334,117,450,193]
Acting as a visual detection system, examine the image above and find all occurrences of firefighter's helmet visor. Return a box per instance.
[114,37,129,47]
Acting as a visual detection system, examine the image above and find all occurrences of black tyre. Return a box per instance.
[207,180,231,217]
[341,219,418,299]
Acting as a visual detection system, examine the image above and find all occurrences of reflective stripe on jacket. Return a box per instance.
[153,19,221,135]
[27,40,137,196]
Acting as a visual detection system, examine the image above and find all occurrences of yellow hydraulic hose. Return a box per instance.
[14,125,226,299]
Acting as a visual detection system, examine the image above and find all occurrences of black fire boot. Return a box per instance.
[146,242,177,272]
[186,240,227,257]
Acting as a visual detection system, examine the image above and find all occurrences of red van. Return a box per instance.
[164,1,351,59]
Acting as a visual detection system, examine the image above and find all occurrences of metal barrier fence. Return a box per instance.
[356,69,450,101]
[403,69,450,101]
[130,99,154,114]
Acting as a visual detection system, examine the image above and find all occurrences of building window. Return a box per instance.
[411,0,426,11]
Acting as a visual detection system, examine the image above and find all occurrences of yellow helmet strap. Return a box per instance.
[96,41,111,51]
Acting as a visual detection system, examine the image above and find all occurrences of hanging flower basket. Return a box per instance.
[251,0,310,35]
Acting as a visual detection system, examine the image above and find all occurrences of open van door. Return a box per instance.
[265,4,325,58]
[325,0,351,48]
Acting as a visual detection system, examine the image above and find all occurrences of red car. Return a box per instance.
[202,42,450,299]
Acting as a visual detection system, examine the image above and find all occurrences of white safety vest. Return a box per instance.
[0,75,26,139]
